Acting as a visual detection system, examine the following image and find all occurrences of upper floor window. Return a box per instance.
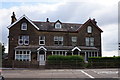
[21,22,27,30]
[18,36,29,45]
[87,26,92,33]
[39,36,45,45]
[55,22,61,29]
[54,36,63,46]
[71,37,77,46]
[85,37,94,46]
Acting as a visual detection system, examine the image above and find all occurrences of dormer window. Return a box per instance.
[87,26,92,33]
[21,22,27,30]
[55,22,61,29]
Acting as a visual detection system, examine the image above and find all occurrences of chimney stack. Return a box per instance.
[11,12,17,24]
[46,18,49,22]
[92,18,97,25]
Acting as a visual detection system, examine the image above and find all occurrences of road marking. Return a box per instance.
[81,70,94,79]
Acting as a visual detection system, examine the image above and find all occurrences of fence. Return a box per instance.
[2,60,39,68]
[2,60,120,69]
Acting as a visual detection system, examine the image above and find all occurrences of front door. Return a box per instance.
[39,55,45,65]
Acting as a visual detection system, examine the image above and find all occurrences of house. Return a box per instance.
[8,12,103,66]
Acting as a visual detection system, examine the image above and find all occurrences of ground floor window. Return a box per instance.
[15,50,31,61]
[52,51,66,56]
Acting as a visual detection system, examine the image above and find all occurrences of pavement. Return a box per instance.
[1,68,120,79]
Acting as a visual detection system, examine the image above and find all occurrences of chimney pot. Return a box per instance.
[92,18,97,25]
[11,12,17,24]
[46,18,49,22]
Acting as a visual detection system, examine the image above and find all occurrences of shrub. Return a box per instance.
[46,55,85,69]
[88,56,120,68]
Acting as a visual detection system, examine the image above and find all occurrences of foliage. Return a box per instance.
[88,56,120,68]
[2,44,5,56]
[46,55,85,69]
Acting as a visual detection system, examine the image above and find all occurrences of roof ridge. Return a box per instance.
[32,20,82,25]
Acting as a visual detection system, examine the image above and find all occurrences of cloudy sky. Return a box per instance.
[0,0,119,56]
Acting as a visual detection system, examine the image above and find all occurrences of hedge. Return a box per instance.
[46,55,85,69]
[88,56,120,68]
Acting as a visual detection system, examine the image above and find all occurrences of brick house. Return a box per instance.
[8,12,103,65]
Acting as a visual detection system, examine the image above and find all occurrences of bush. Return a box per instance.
[88,56,120,68]
[46,55,85,69]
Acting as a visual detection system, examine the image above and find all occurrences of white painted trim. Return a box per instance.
[52,51,53,55]
[15,50,16,60]
[45,51,46,61]
[37,46,47,51]
[97,52,98,57]
[39,36,45,45]
[72,46,81,52]
[29,51,31,61]
[72,52,73,55]
[37,51,39,61]
[15,50,31,61]
[85,52,87,61]
[55,22,62,29]
[65,51,67,56]
[7,15,39,30]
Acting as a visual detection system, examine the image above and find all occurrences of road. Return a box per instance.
[1,68,120,80]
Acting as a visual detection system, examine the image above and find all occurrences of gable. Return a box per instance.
[77,19,103,33]
[7,15,39,30]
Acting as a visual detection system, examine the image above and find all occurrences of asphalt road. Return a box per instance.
[1,68,120,79]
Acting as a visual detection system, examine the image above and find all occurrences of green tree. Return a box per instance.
[2,44,5,56]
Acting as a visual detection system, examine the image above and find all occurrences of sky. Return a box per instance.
[0,0,119,57]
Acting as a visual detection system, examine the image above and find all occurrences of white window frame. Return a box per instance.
[24,36,29,45]
[18,36,29,45]
[18,36,24,45]
[71,37,77,46]
[85,37,90,46]
[85,37,94,46]
[15,50,31,61]
[55,22,61,29]
[21,22,27,30]
[54,36,63,46]
[39,36,45,45]
[87,26,92,33]
[90,37,94,46]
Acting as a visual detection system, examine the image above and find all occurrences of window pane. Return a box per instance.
[54,41,58,45]
[39,36,45,40]
[55,23,61,29]
[72,37,77,42]
[86,37,89,46]
[54,36,58,41]
[24,36,29,45]
[87,26,92,33]
[39,36,45,45]
[15,50,30,61]
[18,36,23,45]
[59,41,63,45]
[16,55,19,60]
[40,41,44,44]
[59,37,63,41]
[21,22,27,30]
[90,38,94,46]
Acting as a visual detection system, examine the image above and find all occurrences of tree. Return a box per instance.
[2,43,5,56]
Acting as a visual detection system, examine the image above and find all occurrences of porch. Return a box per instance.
[14,46,100,65]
